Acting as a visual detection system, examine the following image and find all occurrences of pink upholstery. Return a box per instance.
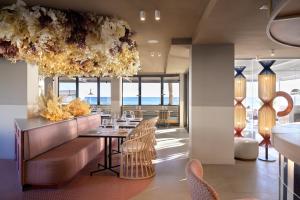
[185,159,220,200]
[77,114,101,133]
[24,120,78,160]
[19,114,103,187]
[25,137,103,185]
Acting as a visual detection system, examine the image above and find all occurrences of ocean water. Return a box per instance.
[84,97,179,105]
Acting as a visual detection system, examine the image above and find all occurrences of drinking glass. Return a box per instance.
[103,119,108,128]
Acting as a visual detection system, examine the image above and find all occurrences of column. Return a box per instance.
[0,60,39,159]
[111,78,122,115]
[190,44,234,164]
[179,73,185,127]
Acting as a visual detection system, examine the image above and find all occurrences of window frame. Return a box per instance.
[58,77,112,105]
[122,74,180,106]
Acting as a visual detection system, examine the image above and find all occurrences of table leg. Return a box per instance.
[104,137,107,168]
[117,138,120,153]
[109,137,112,168]
[90,137,108,176]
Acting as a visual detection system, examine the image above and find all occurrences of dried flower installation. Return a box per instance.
[38,88,73,121]
[0,0,140,77]
[65,98,91,117]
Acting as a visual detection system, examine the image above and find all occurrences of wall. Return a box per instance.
[0,60,38,159]
[190,44,234,164]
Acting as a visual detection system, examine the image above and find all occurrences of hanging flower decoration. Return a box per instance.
[0,0,140,77]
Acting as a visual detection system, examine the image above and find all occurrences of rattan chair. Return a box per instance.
[120,132,155,179]
[133,110,143,118]
[186,159,220,200]
[127,126,157,159]
[158,110,170,127]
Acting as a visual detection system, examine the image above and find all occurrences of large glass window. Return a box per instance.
[122,75,180,105]
[58,77,77,104]
[141,77,161,105]
[123,77,139,105]
[100,78,111,105]
[163,76,180,105]
[78,78,97,105]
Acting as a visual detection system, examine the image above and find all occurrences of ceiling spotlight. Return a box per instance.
[150,52,155,57]
[271,49,275,57]
[259,5,269,10]
[147,40,159,44]
[155,9,160,21]
[140,10,146,21]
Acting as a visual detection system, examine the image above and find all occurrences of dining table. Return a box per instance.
[101,121,140,129]
[79,128,132,176]
[117,117,143,123]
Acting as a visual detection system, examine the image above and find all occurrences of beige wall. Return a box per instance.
[0,60,39,159]
[190,44,234,164]
[0,60,27,105]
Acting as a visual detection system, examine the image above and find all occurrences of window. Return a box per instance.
[100,78,111,105]
[58,77,77,104]
[141,77,161,105]
[122,75,180,106]
[78,78,97,105]
[163,77,180,105]
[123,77,139,105]
[59,77,112,105]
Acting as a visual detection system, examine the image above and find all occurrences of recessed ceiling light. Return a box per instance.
[155,9,160,21]
[259,5,269,10]
[147,40,159,44]
[140,10,146,21]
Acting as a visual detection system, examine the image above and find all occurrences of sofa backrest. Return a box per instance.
[76,114,101,133]
[23,119,78,160]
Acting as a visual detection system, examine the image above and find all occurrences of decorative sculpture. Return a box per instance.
[234,66,246,137]
[258,60,293,161]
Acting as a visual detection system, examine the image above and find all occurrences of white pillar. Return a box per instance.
[179,73,185,127]
[111,78,122,115]
[0,60,39,159]
[190,44,234,164]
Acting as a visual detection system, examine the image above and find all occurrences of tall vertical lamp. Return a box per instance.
[234,66,246,137]
[258,60,293,161]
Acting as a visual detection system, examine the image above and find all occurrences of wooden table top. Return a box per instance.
[79,128,131,138]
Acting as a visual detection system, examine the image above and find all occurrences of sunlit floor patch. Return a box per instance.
[153,152,188,164]
[155,138,187,150]
[155,128,179,134]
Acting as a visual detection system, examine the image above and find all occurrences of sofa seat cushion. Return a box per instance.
[25,137,103,185]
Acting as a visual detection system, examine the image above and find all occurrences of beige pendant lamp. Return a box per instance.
[258,60,293,161]
[234,66,246,137]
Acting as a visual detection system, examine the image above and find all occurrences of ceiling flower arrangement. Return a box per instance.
[0,0,140,77]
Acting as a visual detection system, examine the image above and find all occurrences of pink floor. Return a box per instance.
[0,153,153,200]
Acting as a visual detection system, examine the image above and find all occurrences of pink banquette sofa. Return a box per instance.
[15,114,102,189]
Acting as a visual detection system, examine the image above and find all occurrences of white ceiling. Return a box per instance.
[1,0,300,74]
